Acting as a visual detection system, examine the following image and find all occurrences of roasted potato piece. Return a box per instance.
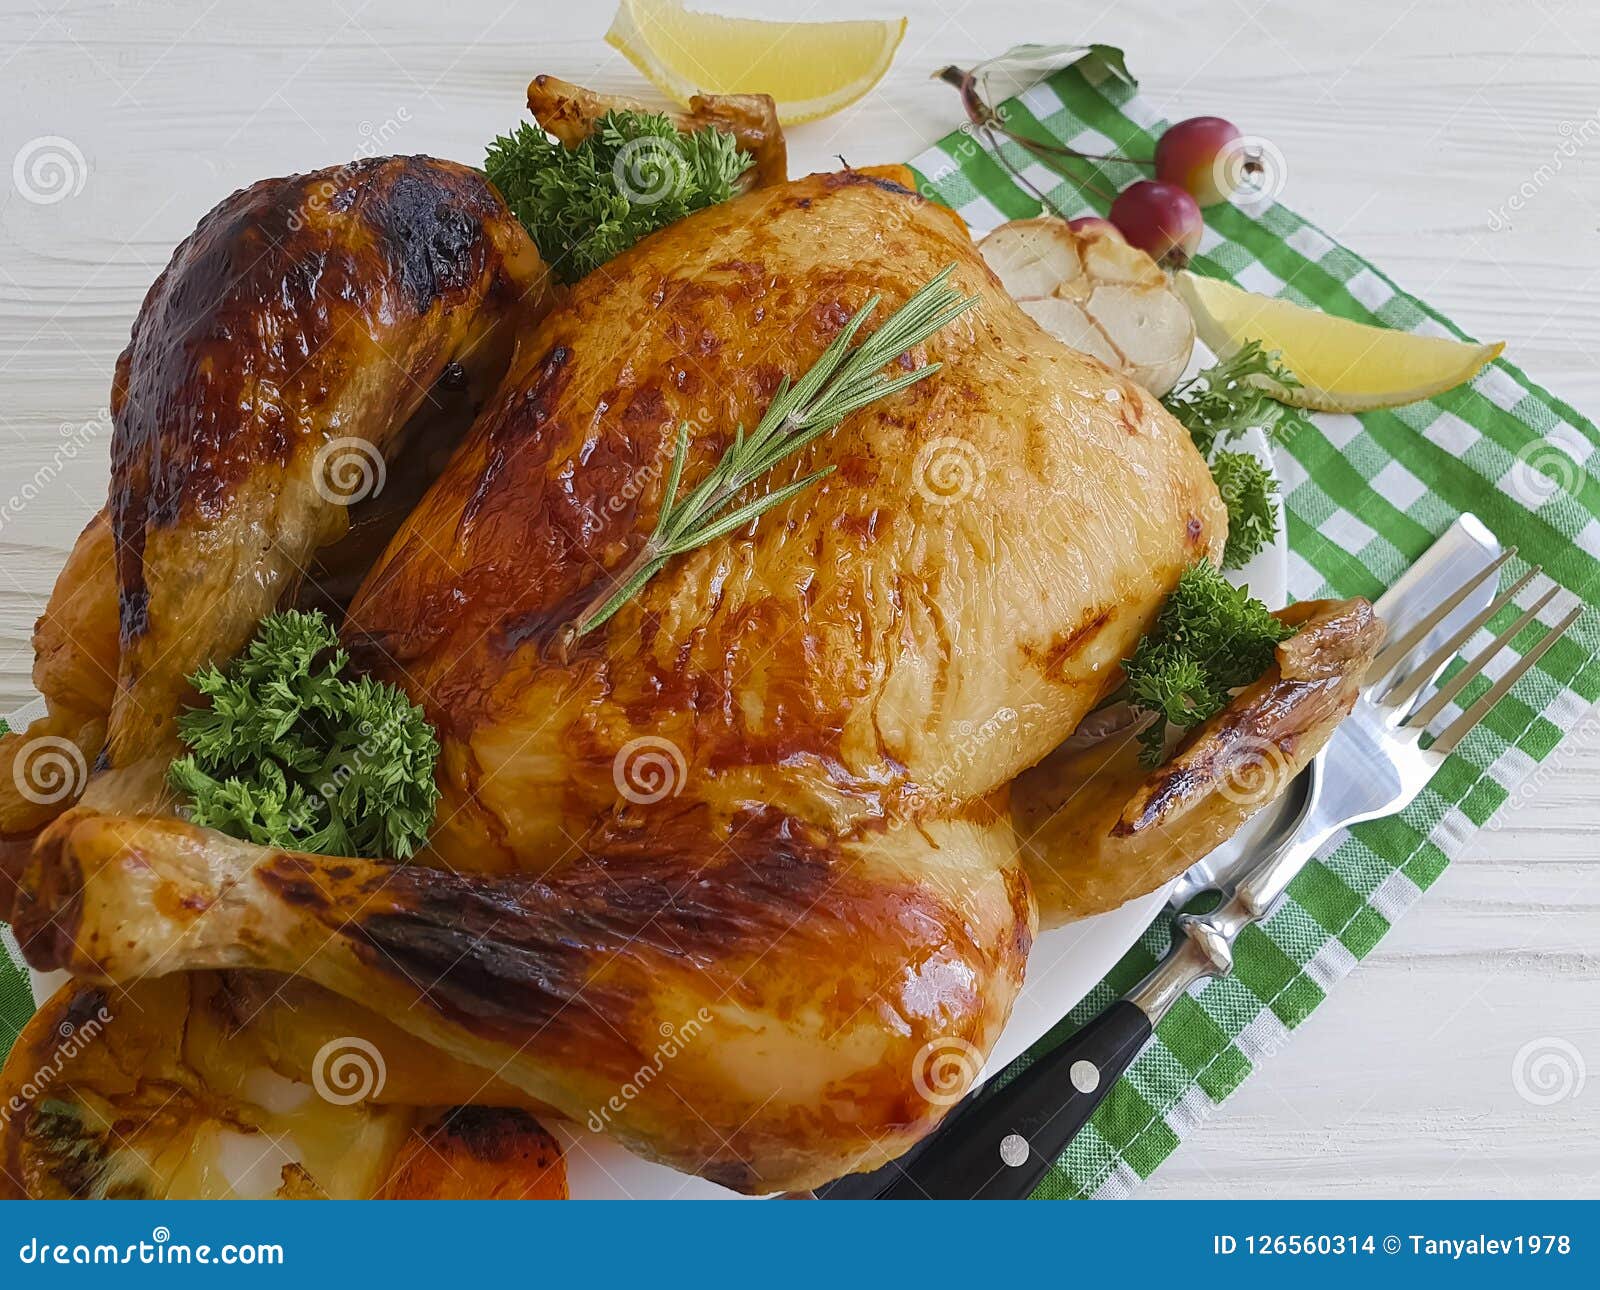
[380,1107,566,1199]
[0,976,566,1199]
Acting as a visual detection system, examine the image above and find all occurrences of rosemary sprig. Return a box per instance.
[554,267,979,654]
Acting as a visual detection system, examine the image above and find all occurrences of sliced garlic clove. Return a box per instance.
[1085,283,1195,396]
[978,218,1084,300]
[1018,298,1124,369]
[1077,227,1166,288]
[979,217,1195,397]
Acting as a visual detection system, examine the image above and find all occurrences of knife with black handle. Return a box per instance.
[817,765,1321,1199]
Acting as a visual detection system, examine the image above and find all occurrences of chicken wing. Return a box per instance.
[527,73,786,189]
[1012,597,1385,925]
[108,156,547,788]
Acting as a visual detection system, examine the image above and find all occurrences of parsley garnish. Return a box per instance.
[168,610,440,859]
[1122,562,1295,765]
[1209,449,1280,571]
[1161,341,1305,569]
[1161,340,1303,457]
[485,110,752,283]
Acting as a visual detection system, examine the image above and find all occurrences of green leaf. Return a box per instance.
[1210,450,1281,570]
[168,609,440,859]
[484,110,753,284]
[1161,340,1306,457]
[566,267,980,639]
[1122,563,1295,765]
[970,43,1135,91]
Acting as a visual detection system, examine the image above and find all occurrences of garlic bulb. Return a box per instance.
[978,217,1196,397]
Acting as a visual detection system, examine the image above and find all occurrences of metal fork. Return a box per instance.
[821,517,1581,1199]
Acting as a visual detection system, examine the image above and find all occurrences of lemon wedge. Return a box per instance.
[1175,270,1503,413]
[605,0,905,125]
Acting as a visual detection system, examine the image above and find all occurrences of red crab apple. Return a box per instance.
[1108,181,1203,268]
[1155,116,1248,207]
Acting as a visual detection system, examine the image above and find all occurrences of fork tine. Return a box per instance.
[1379,566,1541,710]
[1366,547,1517,684]
[1428,607,1583,755]
[1406,586,1561,729]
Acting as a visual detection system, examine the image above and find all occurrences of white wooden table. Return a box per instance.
[2,0,1596,1198]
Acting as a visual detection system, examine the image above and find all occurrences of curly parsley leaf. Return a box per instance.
[168,610,440,859]
[1209,449,1280,570]
[1160,341,1305,569]
[485,110,752,284]
[1161,341,1305,457]
[1122,562,1295,764]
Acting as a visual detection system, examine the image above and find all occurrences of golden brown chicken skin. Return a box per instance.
[17,165,1228,1193]
[0,154,549,917]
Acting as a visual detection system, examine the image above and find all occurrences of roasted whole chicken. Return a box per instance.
[0,109,1382,1197]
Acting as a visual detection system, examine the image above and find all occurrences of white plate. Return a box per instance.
[26,385,1288,1203]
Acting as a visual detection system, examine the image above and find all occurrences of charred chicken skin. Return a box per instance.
[0,153,549,854]
[5,150,1380,1196]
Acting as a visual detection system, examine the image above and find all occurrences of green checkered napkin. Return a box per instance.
[900,49,1600,1198]
[2,49,1598,1198]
